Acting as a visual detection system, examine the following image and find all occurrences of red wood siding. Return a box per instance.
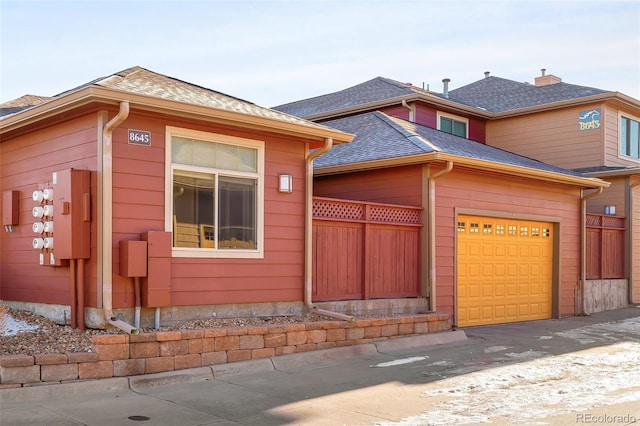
[110,114,310,308]
[486,104,605,170]
[380,105,410,121]
[0,114,99,305]
[1,109,315,311]
[435,168,582,319]
[314,165,423,206]
[603,104,640,168]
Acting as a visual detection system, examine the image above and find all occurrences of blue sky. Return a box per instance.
[1,0,639,107]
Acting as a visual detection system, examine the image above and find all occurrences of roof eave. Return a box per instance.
[304,93,495,122]
[493,92,640,118]
[580,167,640,178]
[0,86,354,144]
[315,152,610,189]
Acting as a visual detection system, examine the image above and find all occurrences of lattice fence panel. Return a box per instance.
[313,199,364,220]
[368,206,421,224]
[603,216,625,229]
[586,214,602,227]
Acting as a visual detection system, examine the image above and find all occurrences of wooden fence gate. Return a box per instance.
[586,213,625,279]
[312,197,423,301]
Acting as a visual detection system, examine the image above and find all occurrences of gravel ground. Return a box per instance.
[0,308,333,356]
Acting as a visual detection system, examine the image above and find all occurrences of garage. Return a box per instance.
[456,214,554,326]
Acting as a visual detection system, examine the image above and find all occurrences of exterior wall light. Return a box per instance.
[279,174,293,193]
[604,205,616,215]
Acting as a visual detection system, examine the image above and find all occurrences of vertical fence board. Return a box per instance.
[312,197,422,302]
[586,214,625,279]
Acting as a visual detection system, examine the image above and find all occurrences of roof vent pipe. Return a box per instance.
[442,78,450,98]
[484,71,490,78]
[541,68,546,76]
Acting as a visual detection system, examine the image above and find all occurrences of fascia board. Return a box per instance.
[304,92,640,123]
[1,86,355,144]
[315,152,610,189]
[304,94,495,121]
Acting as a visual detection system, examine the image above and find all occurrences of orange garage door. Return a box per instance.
[457,215,553,327]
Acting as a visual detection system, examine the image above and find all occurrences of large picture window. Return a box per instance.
[620,115,640,160]
[166,127,264,258]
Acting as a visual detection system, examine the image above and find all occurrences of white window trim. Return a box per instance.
[437,111,469,138]
[618,111,640,163]
[165,126,265,259]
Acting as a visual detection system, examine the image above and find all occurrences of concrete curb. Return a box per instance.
[0,330,467,403]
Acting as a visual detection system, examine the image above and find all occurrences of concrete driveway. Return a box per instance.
[1,307,639,425]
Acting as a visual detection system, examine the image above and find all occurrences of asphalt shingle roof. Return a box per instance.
[447,76,610,113]
[273,77,419,117]
[2,67,334,132]
[275,75,612,118]
[315,111,589,180]
[0,95,54,117]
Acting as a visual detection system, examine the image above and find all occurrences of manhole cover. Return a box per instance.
[128,415,150,421]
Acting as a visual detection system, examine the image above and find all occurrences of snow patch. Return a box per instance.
[378,341,640,425]
[1,314,40,336]
[504,350,547,359]
[371,356,428,368]
[484,345,510,353]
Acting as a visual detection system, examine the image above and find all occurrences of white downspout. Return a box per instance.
[305,138,355,321]
[401,100,415,123]
[428,161,453,312]
[580,187,604,315]
[101,101,138,334]
[629,180,640,304]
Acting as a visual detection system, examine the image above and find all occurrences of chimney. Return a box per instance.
[442,78,450,98]
[484,71,490,78]
[535,68,562,86]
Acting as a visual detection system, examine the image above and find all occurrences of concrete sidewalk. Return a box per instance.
[1,307,639,425]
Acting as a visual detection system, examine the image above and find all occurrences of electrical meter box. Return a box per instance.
[52,169,91,259]
[119,240,148,277]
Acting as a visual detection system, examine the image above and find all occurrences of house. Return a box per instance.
[0,66,354,332]
[446,71,640,311]
[274,71,632,326]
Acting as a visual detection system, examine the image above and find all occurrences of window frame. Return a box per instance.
[619,112,640,161]
[165,126,265,259]
[437,111,469,138]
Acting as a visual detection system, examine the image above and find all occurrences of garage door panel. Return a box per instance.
[457,215,553,326]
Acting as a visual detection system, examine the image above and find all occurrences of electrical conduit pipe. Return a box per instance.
[101,101,138,334]
[305,138,355,322]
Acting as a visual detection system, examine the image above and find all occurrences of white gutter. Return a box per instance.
[101,101,138,334]
[428,161,453,311]
[579,187,604,315]
[305,138,355,321]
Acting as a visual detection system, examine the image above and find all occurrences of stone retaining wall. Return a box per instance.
[0,313,451,388]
